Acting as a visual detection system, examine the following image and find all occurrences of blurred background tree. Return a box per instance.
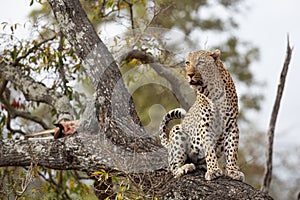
[1,0,295,199]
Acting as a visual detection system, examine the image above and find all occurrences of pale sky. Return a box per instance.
[239,0,300,148]
[0,0,299,197]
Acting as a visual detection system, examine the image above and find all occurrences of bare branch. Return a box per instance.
[118,49,191,110]
[0,91,49,130]
[0,61,74,120]
[147,2,174,27]
[261,36,293,193]
[124,0,135,30]
[98,0,120,18]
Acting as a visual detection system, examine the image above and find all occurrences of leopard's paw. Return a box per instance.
[174,163,196,178]
[226,170,245,182]
[205,168,222,181]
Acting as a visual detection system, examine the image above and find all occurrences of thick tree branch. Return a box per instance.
[0,135,105,171]
[159,171,273,200]
[0,133,272,199]
[261,37,293,193]
[0,130,167,174]
[0,61,74,120]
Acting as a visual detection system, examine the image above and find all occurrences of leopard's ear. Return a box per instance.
[187,52,193,59]
[209,49,221,60]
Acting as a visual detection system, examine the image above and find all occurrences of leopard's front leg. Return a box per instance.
[224,121,244,181]
[202,130,223,181]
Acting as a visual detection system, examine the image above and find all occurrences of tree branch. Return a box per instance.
[124,0,135,30]
[0,61,74,120]
[118,49,191,110]
[0,91,49,130]
[0,130,167,174]
[38,170,72,200]
[159,171,273,200]
[0,80,8,96]
[261,36,293,193]
[47,0,114,89]
[12,35,56,66]
[0,132,273,199]
[0,134,104,171]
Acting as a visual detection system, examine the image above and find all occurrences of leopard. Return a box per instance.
[159,92,222,180]
[159,49,244,181]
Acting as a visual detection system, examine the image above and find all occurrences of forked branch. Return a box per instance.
[261,36,293,193]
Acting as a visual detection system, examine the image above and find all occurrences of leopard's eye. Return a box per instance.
[185,61,190,66]
[196,61,205,66]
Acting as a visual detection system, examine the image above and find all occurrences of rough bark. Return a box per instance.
[0,0,273,199]
[159,171,272,200]
[47,0,158,151]
[0,135,272,199]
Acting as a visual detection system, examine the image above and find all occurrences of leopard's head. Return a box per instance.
[185,60,203,88]
[185,49,221,89]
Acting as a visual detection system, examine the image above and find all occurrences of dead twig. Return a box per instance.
[15,161,37,200]
[124,0,135,30]
[261,35,293,193]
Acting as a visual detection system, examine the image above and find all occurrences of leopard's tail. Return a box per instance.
[159,108,186,148]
